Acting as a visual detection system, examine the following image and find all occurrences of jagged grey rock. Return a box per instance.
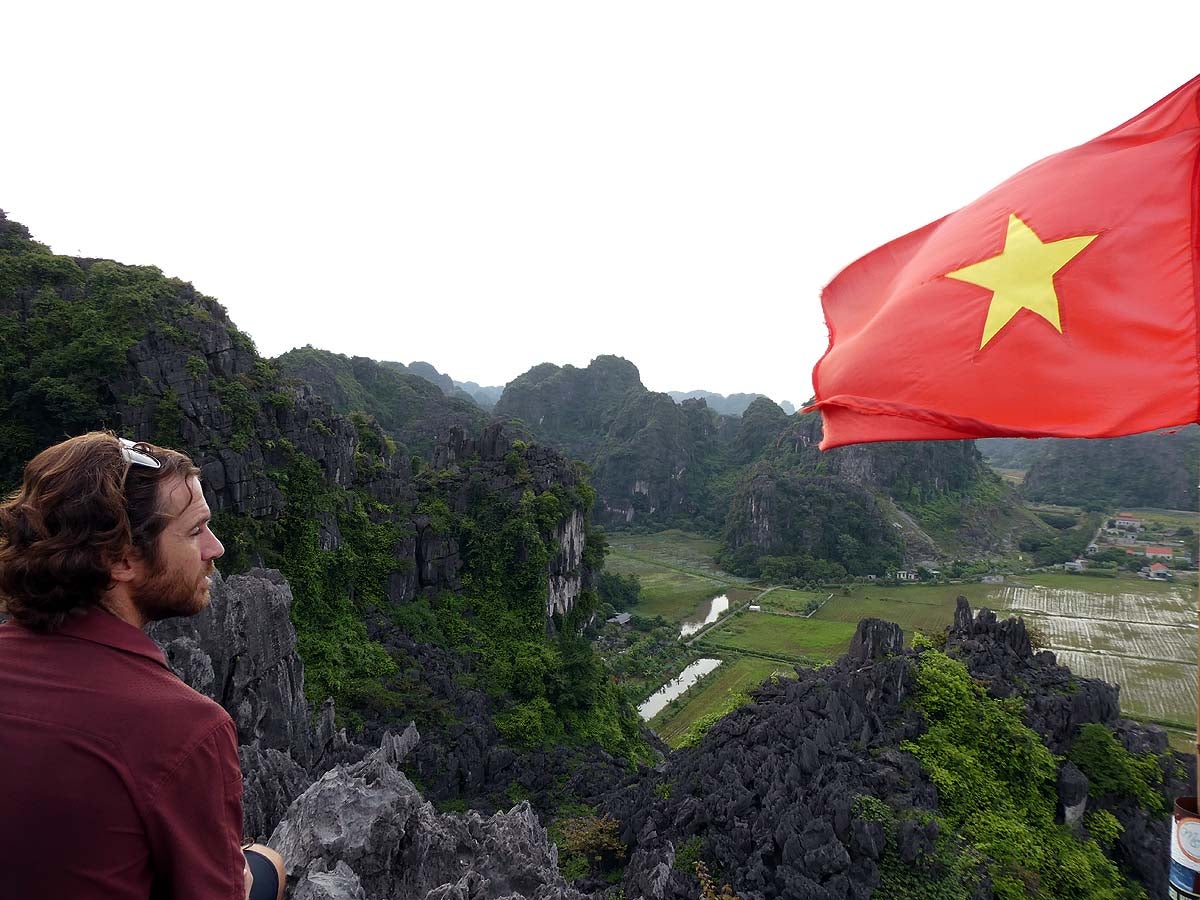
[151,569,354,838]
[289,860,368,900]
[271,725,592,900]
[151,568,319,764]
[240,742,312,843]
[847,618,903,663]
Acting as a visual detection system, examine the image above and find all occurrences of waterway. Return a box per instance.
[679,593,729,637]
[638,657,723,720]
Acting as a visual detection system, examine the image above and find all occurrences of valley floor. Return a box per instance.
[599,528,1200,754]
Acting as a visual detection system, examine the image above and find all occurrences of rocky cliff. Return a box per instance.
[151,571,593,900]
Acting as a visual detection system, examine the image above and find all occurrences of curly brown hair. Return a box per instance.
[0,431,200,631]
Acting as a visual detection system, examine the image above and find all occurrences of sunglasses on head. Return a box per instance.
[118,437,162,470]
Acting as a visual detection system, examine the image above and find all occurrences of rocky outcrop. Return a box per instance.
[150,569,357,838]
[152,571,602,895]
[611,623,927,900]
[152,569,317,760]
[271,726,592,900]
[946,596,1120,753]
[604,607,1186,900]
[548,508,585,621]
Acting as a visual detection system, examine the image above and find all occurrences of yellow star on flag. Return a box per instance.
[945,214,1098,349]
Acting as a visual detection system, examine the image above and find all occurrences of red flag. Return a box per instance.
[809,75,1200,450]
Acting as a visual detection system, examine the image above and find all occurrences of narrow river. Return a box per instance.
[638,658,723,720]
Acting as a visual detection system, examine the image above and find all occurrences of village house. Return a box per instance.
[1126,546,1175,560]
[890,570,919,581]
[607,612,632,626]
[1114,512,1143,531]
[1063,559,1087,572]
[1144,562,1173,581]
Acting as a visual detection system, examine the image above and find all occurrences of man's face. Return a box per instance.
[130,474,225,622]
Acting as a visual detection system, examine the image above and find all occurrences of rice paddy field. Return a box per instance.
[757,588,829,615]
[990,578,1197,729]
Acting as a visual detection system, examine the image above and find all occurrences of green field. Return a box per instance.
[811,589,967,636]
[606,530,744,580]
[698,612,859,662]
[757,588,828,615]
[651,656,795,747]
[604,554,730,620]
[605,529,751,622]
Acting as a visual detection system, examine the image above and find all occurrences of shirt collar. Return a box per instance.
[55,606,170,669]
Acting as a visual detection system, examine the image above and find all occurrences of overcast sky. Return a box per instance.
[4,3,1198,408]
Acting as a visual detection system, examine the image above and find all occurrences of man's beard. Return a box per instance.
[130,558,214,622]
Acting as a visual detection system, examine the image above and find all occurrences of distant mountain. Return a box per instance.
[976,437,1053,470]
[669,389,795,416]
[979,431,1200,510]
[274,347,487,457]
[454,380,504,409]
[1020,429,1200,510]
[373,359,503,409]
[495,356,1040,572]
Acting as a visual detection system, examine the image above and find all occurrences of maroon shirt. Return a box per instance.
[0,608,245,899]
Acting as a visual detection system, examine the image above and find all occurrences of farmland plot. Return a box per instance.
[1052,650,1196,726]
[992,582,1197,728]
[997,584,1193,627]
[1025,615,1193,663]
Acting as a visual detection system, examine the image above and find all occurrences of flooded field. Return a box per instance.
[993,580,1197,728]
[680,594,730,637]
[638,658,723,720]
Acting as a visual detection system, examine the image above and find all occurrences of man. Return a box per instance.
[0,432,286,899]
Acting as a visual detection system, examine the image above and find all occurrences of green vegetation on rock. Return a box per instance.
[902,645,1144,899]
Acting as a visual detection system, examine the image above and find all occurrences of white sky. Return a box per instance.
[4,3,1198,408]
